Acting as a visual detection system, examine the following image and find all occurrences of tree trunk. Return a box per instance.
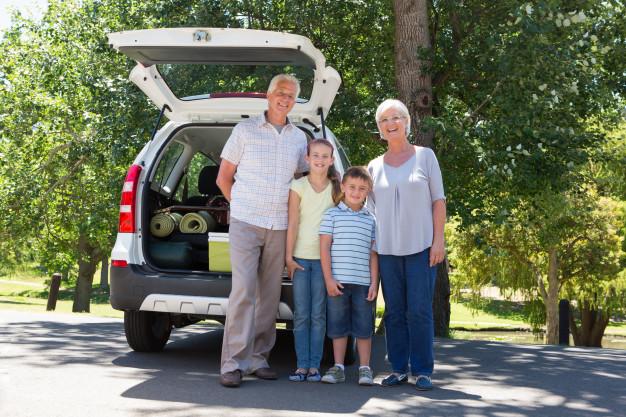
[394,0,434,146]
[572,301,610,347]
[100,255,109,289]
[432,260,451,337]
[589,311,609,347]
[394,0,450,337]
[72,233,101,312]
[544,249,560,344]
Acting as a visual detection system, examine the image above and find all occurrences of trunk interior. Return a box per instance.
[143,124,234,272]
[142,123,315,273]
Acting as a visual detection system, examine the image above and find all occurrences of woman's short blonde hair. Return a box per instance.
[375,98,411,137]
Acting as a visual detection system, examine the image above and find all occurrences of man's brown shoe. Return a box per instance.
[220,370,242,387]
[253,367,278,380]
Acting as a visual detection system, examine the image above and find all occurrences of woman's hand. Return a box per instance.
[430,237,445,267]
[286,258,304,280]
[325,279,344,296]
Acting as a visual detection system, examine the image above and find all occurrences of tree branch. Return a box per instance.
[464,81,502,125]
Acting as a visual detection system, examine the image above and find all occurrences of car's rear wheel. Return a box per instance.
[124,310,172,352]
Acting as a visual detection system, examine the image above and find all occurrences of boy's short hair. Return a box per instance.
[342,166,373,190]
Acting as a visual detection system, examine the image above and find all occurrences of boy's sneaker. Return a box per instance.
[321,366,345,384]
[358,367,374,386]
[415,375,433,391]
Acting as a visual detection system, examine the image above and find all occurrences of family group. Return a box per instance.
[215,74,446,391]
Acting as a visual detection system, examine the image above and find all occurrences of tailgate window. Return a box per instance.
[156,64,314,102]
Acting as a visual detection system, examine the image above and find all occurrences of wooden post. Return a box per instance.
[559,299,570,345]
[46,273,62,311]
[100,256,109,289]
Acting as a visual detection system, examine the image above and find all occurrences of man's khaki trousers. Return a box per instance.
[220,218,286,374]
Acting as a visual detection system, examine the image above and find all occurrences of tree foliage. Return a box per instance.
[448,188,625,344]
[0,0,624,325]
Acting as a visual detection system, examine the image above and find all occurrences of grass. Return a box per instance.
[450,300,530,330]
[0,273,122,318]
[1,267,625,337]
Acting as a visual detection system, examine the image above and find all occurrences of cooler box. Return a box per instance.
[208,232,231,272]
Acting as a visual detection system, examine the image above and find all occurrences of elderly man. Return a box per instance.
[216,74,308,388]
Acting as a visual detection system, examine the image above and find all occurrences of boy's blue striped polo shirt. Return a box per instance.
[319,202,376,286]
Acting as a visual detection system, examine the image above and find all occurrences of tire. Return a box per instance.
[124,310,172,352]
[322,335,357,366]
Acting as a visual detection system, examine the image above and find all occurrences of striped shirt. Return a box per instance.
[319,202,376,286]
[221,113,308,230]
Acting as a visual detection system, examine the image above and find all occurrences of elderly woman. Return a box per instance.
[367,99,446,391]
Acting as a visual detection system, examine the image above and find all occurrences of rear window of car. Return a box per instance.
[156,64,314,102]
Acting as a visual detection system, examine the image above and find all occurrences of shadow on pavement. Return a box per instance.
[3,314,625,416]
[113,328,480,414]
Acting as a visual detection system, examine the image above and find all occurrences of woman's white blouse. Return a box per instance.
[367,146,445,256]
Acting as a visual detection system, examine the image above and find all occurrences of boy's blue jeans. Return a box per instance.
[292,258,326,369]
[379,249,437,376]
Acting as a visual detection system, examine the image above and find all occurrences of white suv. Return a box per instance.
[108,28,350,353]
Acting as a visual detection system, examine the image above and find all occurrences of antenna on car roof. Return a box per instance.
[317,107,327,139]
[150,104,172,142]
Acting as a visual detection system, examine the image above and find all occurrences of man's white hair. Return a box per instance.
[375,98,411,137]
[267,74,301,98]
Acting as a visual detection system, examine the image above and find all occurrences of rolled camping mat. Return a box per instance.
[180,211,216,234]
[150,212,183,238]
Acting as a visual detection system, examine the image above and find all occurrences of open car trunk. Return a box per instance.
[143,124,234,272]
[143,123,316,272]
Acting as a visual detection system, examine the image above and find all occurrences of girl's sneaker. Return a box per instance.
[288,369,308,382]
[306,370,321,382]
[358,367,374,386]
[321,366,345,384]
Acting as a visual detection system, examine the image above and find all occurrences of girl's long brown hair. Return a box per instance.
[307,139,342,205]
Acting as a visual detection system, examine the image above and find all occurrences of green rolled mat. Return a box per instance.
[180,211,216,234]
[150,212,183,238]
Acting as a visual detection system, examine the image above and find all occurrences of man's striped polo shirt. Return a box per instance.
[319,202,376,286]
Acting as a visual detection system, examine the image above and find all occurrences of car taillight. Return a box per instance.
[111,259,128,268]
[118,164,142,233]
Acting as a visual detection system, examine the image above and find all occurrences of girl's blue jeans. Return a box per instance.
[379,249,437,376]
[292,258,327,369]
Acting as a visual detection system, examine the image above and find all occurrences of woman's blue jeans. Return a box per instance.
[292,258,326,369]
[379,249,437,376]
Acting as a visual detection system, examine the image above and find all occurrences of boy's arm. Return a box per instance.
[367,245,379,301]
[285,190,303,279]
[320,234,343,296]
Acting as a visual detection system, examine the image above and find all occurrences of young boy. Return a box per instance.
[319,166,378,386]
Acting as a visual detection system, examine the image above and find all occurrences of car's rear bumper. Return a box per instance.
[110,265,294,320]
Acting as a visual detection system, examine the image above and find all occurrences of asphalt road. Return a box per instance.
[1,310,625,417]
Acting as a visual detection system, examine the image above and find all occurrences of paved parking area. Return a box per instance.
[1,310,625,417]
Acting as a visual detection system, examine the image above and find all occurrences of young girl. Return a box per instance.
[286,139,341,382]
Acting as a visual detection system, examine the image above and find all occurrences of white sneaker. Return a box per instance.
[358,367,373,386]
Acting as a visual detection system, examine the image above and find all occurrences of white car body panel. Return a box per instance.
[108,28,341,123]
[139,294,294,320]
